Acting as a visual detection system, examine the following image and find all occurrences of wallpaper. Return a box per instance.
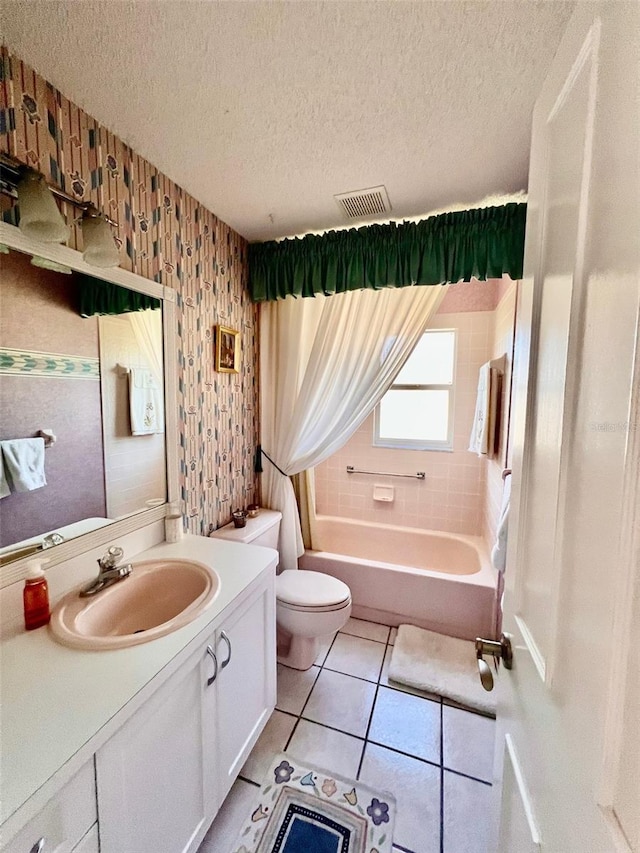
[0,47,259,534]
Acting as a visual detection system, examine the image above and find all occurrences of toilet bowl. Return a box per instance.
[276,570,352,670]
[208,509,352,671]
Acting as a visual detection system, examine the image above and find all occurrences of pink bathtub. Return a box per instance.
[299,515,498,641]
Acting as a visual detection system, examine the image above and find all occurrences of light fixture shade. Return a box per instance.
[82,211,120,268]
[16,169,70,243]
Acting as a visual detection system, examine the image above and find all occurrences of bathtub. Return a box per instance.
[299,515,498,641]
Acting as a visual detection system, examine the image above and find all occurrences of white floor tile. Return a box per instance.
[443,771,495,853]
[314,632,337,665]
[286,718,364,779]
[380,646,441,701]
[359,743,441,853]
[197,778,257,853]
[324,633,386,682]
[303,668,377,737]
[342,617,390,644]
[443,705,496,782]
[276,664,319,715]
[389,627,398,646]
[240,710,297,784]
[369,686,441,764]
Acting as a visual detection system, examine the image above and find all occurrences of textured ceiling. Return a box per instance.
[2,1,574,241]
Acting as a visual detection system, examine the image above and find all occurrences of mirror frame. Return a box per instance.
[0,221,179,589]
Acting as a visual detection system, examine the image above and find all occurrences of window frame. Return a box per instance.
[373,328,457,452]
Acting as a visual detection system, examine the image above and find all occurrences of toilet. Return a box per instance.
[209,509,352,670]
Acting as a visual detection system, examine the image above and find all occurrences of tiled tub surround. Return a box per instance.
[199,617,496,853]
[315,310,495,537]
[300,520,497,640]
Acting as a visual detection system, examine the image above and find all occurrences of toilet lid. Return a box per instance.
[276,571,351,608]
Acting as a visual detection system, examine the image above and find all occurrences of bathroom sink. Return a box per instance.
[50,559,220,650]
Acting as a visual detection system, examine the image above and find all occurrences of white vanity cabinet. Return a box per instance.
[96,573,276,853]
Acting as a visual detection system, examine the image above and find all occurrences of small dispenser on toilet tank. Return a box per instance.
[209,509,282,553]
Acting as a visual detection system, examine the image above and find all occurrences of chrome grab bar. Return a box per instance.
[346,465,425,480]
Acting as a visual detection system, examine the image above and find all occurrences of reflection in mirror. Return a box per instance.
[0,248,167,565]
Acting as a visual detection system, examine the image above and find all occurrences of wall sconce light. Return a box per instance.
[16,168,70,244]
[2,153,121,270]
[81,206,121,268]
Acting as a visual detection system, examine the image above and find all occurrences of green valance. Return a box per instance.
[77,273,161,317]
[249,203,527,302]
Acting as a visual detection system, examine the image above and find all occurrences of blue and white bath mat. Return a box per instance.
[231,753,396,853]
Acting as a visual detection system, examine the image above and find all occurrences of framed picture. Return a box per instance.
[215,325,240,373]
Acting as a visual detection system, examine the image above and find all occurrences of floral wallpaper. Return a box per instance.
[0,47,259,533]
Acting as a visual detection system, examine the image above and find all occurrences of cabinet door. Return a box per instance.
[2,761,96,853]
[214,581,276,800]
[97,648,211,853]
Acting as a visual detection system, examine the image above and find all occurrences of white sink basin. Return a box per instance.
[50,559,220,650]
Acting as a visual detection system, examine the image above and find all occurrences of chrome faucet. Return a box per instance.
[42,532,65,549]
[79,546,133,597]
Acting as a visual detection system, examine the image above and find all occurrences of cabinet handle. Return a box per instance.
[30,840,46,853]
[206,644,218,686]
[220,630,232,669]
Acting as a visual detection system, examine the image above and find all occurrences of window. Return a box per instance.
[374,329,456,450]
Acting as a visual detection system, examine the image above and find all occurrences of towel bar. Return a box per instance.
[346,466,425,480]
[36,429,56,448]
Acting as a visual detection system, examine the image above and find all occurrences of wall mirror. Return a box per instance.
[0,222,178,588]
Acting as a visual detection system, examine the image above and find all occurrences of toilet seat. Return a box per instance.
[276,570,351,611]
[277,598,352,614]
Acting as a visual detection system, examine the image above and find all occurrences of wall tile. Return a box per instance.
[316,308,495,536]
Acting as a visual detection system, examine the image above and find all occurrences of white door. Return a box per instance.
[496,3,640,852]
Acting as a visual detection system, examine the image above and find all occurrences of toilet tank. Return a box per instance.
[209,509,282,549]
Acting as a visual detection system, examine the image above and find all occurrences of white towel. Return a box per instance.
[0,452,11,499]
[1,437,47,492]
[491,473,511,574]
[129,367,165,436]
[468,362,491,455]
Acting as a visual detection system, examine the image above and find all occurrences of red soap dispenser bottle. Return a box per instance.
[23,557,51,630]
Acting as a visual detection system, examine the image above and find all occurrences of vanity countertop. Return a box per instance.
[0,534,277,835]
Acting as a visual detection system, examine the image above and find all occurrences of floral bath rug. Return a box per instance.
[231,753,396,853]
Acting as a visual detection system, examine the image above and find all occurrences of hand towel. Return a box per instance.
[129,367,165,435]
[1,437,47,491]
[491,472,511,575]
[0,452,11,499]
[468,362,491,455]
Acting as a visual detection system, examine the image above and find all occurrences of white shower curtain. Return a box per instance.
[260,284,448,569]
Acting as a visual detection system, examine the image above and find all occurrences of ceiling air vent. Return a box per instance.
[334,185,391,220]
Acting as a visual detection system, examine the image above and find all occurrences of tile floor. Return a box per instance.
[199,617,496,853]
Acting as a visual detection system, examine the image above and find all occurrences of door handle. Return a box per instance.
[206,644,218,686]
[219,630,232,669]
[475,633,513,691]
